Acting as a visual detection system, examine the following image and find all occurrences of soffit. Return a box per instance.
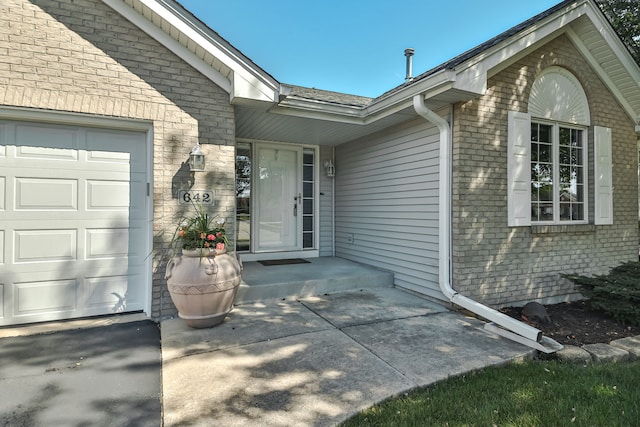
[234,91,466,146]
[567,13,640,124]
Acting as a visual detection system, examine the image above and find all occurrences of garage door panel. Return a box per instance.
[86,180,129,210]
[15,178,78,210]
[86,228,129,258]
[14,278,77,316]
[14,229,77,263]
[86,129,146,167]
[87,150,131,163]
[15,145,78,161]
[84,274,143,312]
[0,176,5,210]
[16,124,78,151]
[0,230,4,264]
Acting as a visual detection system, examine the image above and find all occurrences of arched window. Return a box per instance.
[508,67,613,226]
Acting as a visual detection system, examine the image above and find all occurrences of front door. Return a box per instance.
[254,144,303,252]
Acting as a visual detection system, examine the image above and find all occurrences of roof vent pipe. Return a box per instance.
[404,48,415,82]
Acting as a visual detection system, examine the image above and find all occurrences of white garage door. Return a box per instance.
[0,119,149,326]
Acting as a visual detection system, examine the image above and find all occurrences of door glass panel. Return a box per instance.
[256,145,299,250]
[235,143,251,252]
[302,149,314,249]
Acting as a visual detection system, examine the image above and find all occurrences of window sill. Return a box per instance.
[530,224,595,235]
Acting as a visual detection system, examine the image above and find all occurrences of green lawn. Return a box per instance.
[340,359,640,427]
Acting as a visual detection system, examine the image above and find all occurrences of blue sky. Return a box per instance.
[178,0,562,97]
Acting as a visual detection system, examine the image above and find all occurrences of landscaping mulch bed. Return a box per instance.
[500,300,640,346]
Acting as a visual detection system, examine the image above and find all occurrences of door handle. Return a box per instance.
[293,193,301,216]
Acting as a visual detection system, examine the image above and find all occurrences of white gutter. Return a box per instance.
[412,94,545,345]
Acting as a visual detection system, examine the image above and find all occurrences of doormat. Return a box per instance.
[258,258,310,266]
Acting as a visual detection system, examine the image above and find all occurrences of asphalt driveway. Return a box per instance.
[0,320,161,427]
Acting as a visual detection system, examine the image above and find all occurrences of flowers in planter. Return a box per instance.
[171,204,230,252]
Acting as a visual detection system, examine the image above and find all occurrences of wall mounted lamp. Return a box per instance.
[324,160,335,177]
[189,142,205,171]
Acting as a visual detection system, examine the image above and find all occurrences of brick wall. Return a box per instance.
[451,34,639,306]
[0,0,236,319]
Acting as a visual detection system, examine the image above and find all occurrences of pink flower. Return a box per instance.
[207,234,215,241]
[216,232,223,238]
[204,242,210,247]
[178,229,186,237]
[199,233,206,239]
[216,242,225,250]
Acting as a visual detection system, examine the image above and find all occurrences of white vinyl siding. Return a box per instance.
[335,119,442,300]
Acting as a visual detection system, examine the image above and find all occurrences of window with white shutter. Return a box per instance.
[507,67,606,226]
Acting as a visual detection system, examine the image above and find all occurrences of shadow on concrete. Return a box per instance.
[0,320,161,426]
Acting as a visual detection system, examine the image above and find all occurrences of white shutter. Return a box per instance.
[507,111,531,226]
[594,126,613,225]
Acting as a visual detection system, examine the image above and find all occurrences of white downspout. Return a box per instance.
[412,94,543,344]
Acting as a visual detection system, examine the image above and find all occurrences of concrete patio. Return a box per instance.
[161,286,534,426]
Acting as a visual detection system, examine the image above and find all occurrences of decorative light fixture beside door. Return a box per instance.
[324,160,335,177]
[189,141,205,171]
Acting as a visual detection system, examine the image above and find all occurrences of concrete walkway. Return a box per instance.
[161,287,533,426]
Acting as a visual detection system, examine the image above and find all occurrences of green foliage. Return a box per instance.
[171,203,229,251]
[563,261,640,326]
[341,360,640,427]
[596,0,640,65]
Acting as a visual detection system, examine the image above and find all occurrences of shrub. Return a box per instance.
[563,261,640,326]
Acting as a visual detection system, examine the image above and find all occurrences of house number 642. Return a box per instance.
[178,190,214,205]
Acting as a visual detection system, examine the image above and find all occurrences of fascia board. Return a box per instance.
[145,0,279,100]
[101,0,232,93]
[454,1,590,95]
[103,0,278,102]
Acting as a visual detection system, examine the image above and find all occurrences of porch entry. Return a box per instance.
[236,142,316,257]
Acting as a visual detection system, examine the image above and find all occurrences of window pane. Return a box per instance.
[539,124,552,142]
[539,203,553,221]
[303,232,313,248]
[572,205,584,220]
[303,216,313,231]
[559,165,571,185]
[574,147,584,166]
[531,124,539,142]
[303,199,312,215]
[303,153,314,164]
[576,184,584,202]
[235,143,252,252]
[539,183,552,201]
[303,182,313,197]
[303,165,313,181]
[559,145,570,165]
[539,143,551,163]
[531,204,540,221]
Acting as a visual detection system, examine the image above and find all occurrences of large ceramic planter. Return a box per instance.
[165,248,242,328]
